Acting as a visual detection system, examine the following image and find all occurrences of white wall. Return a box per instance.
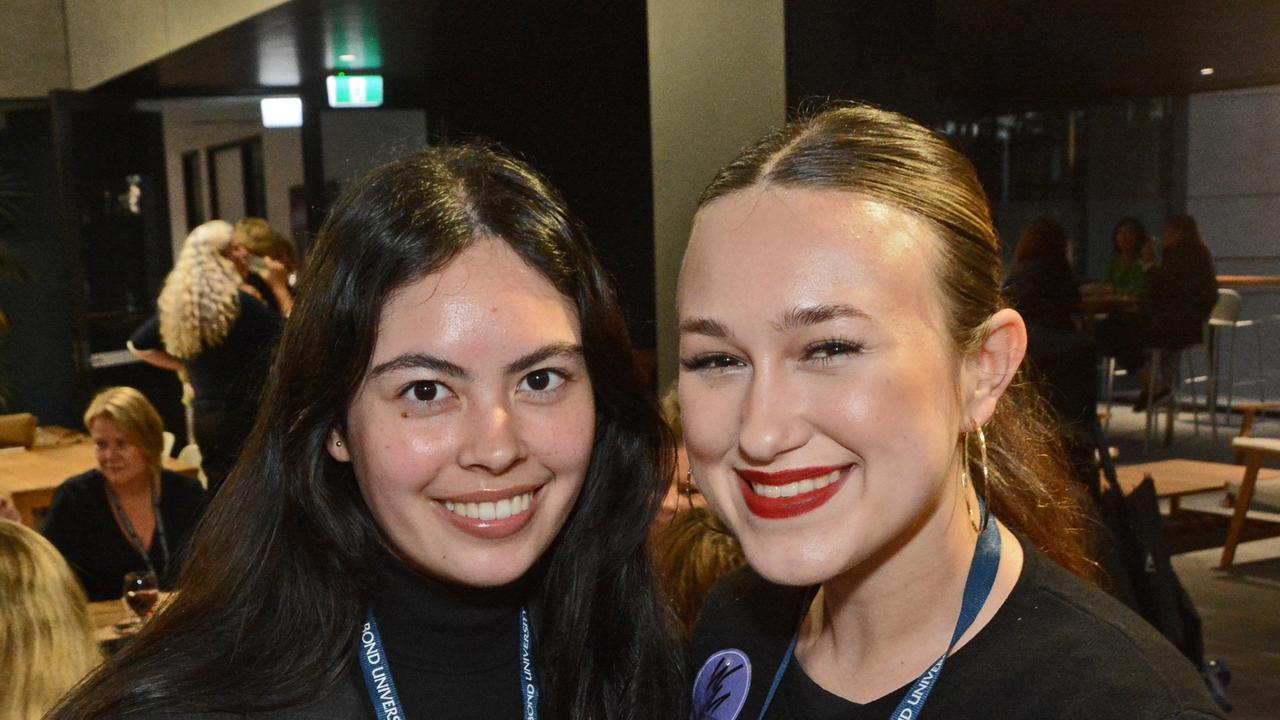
[153,98,302,257]
[0,0,70,97]
[63,0,288,89]
[648,0,786,388]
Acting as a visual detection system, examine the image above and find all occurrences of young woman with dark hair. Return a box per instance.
[680,104,1221,719]
[53,145,684,719]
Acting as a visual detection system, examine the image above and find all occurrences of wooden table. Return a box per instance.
[88,592,174,645]
[1216,275,1280,288]
[0,441,198,528]
[1114,458,1278,513]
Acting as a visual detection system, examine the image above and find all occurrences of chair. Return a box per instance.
[162,431,176,459]
[0,412,37,449]
[1204,289,1266,433]
[1144,348,1201,451]
[1221,436,1280,568]
[176,443,206,488]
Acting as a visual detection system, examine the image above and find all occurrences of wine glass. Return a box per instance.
[121,570,160,629]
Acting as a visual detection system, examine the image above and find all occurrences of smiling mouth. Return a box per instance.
[736,465,851,519]
[442,492,533,521]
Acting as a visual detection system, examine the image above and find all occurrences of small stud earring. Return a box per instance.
[335,440,343,447]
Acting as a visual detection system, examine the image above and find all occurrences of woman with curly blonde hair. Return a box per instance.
[0,520,102,719]
[131,220,282,495]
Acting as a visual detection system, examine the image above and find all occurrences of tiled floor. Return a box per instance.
[1101,396,1280,719]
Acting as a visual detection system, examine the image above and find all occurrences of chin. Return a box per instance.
[738,538,846,587]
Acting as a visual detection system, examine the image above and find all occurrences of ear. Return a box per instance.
[326,428,351,463]
[961,308,1027,429]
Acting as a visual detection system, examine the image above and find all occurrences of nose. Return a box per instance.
[737,364,808,463]
[457,401,526,475]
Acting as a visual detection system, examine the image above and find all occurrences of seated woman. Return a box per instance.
[654,386,707,530]
[1103,218,1155,296]
[1097,215,1218,409]
[41,388,206,601]
[680,105,1221,719]
[52,145,683,719]
[1004,217,1081,334]
[0,520,102,719]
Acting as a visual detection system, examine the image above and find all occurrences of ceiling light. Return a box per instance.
[260,97,303,128]
[1200,67,1215,76]
[339,53,356,62]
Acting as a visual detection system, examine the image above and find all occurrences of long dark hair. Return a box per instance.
[54,145,684,718]
[698,103,1093,581]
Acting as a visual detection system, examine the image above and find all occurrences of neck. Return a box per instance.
[795,477,984,703]
[107,469,154,498]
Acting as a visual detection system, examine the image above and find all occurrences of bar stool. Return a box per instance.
[1205,288,1266,428]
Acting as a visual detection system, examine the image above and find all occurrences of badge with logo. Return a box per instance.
[692,649,751,720]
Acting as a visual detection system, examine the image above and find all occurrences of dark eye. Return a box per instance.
[806,340,863,360]
[519,369,566,393]
[680,354,743,372]
[408,381,445,402]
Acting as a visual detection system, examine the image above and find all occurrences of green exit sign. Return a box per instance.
[327,74,384,108]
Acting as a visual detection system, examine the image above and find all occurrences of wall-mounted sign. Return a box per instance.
[327,74,384,108]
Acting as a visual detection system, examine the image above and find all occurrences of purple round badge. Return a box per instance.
[692,649,752,720]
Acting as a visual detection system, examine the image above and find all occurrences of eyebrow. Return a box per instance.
[679,317,732,338]
[504,342,584,375]
[368,353,470,381]
[773,303,872,331]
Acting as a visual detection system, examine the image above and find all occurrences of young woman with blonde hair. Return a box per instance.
[0,520,102,719]
[682,104,1220,719]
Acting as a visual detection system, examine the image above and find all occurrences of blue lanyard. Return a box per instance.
[358,607,540,720]
[757,514,1002,720]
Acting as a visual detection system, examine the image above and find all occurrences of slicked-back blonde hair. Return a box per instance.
[0,521,102,719]
[158,220,242,360]
[83,386,165,470]
[697,103,1093,581]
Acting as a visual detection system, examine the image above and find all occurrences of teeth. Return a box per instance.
[443,492,534,521]
[751,469,843,498]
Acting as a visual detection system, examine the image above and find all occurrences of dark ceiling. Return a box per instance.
[101,0,1280,116]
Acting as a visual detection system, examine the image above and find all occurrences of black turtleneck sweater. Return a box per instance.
[356,551,532,720]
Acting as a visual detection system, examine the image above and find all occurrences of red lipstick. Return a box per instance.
[736,465,850,519]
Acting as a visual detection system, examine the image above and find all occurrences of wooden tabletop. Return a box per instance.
[0,441,198,528]
[1217,274,1280,288]
[1114,458,1278,497]
[88,592,173,644]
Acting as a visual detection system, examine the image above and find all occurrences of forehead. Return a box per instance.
[680,187,946,329]
[374,238,581,358]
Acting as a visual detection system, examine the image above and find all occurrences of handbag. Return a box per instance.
[1090,419,1231,711]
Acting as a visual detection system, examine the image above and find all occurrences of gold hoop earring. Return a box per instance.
[961,423,989,533]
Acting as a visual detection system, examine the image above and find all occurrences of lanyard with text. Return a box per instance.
[757,512,1002,720]
[103,473,169,577]
[358,607,540,720]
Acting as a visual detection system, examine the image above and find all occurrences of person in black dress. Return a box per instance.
[678,104,1222,719]
[42,387,205,601]
[128,220,282,496]
[52,145,684,720]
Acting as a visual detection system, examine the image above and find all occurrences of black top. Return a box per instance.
[41,469,207,601]
[129,291,281,415]
[692,535,1223,720]
[244,273,283,315]
[354,549,531,720]
[1143,242,1218,351]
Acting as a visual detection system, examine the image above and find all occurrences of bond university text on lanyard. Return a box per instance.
[756,512,1002,720]
[359,607,540,720]
[104,473,170,577]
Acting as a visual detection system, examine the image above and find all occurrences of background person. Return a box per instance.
[1103,217,1155,296]
[52,145,684,719]
[41,387,206,601]
[232,216,295,316]
[130,220,283,495]
[680,104,1221,719]
[0,520,103,720]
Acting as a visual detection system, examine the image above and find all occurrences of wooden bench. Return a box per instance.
[1114,459,1251,514]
